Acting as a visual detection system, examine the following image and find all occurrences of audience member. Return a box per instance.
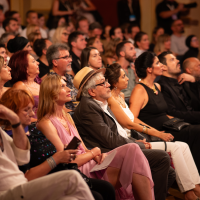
[149,26,164,52]
[182,57,200,110]
[72,67,175,200]
[0,32,15,49]
[116,41,136,105]
[102,38,120,66]
[7,36,32,57]
[72,0,96,24]
[109,27,123,42]
[49,17,66,41]
[170,19,188,57]
[81,47,102,70]
[7,10,25,35]
[87,37,103,53]
[156,0,186,34]
[76,17,89,39]
[129,51,200,174]
[9,50,40,119]
[52,25,70,45]
[88,22,103,39]
[0,43,7,63]
[117,0,141,26]
[33,38,52,78]
[154,34,171,55]
[46,43,77,110]
[127,23,140,44]
[21,10,47,39]
[47,0,74,29]
[0,56,11,96]
[157,51,200,124]
[105,62,200,199]
[0,5,5,37]
[101,25,111,48]
[68,31,87,75]
[134,31,149,57]
[0,88,115,200]
[0,0,9,13]
[182,35,199,62]
[38,13,49,36]
[2,17,19,35]
[37,73,155,200]
[0,102,95,200]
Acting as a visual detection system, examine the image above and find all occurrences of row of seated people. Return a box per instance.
[1,39,200,199]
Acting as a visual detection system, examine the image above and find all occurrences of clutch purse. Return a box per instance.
[163,118,190,131]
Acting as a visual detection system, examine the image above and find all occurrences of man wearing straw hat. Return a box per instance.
[73,67,175,200]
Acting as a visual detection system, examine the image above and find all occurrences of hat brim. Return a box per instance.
[76,68,106,101]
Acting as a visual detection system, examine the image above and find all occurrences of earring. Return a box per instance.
[114,86,117,90]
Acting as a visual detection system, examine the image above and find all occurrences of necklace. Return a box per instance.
[56,115,70,134]
[140,80,158,95]
[112,90,126,107]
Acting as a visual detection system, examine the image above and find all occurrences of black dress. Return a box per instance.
[138,83,200,173]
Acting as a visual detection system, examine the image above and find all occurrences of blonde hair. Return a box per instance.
[26,24,40,37]
[154,34,170,55]
[37,74,61,120]
[52,26,69,44]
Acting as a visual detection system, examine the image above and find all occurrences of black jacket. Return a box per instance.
[158,75,200,124]
[73,96,144,153]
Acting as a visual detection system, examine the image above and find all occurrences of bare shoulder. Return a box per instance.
[13,81,26,90]
[132,83,146,95]
[37,117,55,131]
[107,96,118,107]
[154,83,161,91]
[120,92,125,99]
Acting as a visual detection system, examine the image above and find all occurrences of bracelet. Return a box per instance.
[46,156,57,170]
[11,122,21,129]
[142,126,146,133]
[90,151,95,157]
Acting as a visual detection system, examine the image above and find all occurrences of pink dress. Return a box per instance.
[49,116,154,200]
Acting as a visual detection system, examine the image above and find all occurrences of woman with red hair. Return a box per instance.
[9,50,40,119]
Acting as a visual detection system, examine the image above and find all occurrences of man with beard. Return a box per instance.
[46,43,78,110]
[157,51,200,124]
[170,19,188,57]
[116,41,136,105]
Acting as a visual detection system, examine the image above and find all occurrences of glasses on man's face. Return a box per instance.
[55,55,72,60]
[95,79,108,87]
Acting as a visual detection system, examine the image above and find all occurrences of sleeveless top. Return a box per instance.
[120,102,134,137]
[138,83,169,131]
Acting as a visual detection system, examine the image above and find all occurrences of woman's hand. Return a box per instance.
[160,132,174,142]
[93,153,107,164]
[91,147,101,157]
[55,149,78,164]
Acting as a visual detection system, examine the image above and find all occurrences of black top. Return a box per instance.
[182,48,199,63]
[37,59,49,78]
[117,0,141,26]
[70,50,81,75]
[138,83,169,130]
[156,1,179,35]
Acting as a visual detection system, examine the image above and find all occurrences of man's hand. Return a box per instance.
[0,105,19,125]
[136,139,152,149]
[178,73,195,84]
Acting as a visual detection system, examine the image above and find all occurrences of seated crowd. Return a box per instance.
[1,1,200,200]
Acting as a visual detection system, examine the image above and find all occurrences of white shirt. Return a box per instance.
[0,128,30,193]
[21,27,48,39]
[94,99,129,139]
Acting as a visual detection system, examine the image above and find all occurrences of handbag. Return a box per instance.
[163,118,190,131]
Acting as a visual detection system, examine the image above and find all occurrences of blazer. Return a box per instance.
[73,96,145,153]
[158,76,200,124]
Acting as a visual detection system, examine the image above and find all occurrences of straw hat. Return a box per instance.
[73,67,106,101]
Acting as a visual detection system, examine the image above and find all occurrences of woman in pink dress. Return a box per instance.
[37,74,154,200]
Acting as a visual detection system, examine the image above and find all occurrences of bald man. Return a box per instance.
[182,58,200,109]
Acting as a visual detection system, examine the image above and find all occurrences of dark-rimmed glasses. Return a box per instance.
[95,79,108,87]
[54,55,72,60]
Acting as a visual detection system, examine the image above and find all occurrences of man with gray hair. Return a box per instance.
[46,43,78,110]
[73,67,175,200]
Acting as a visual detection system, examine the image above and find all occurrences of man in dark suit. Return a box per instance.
[158,51,200,124]
[73,67,175,200]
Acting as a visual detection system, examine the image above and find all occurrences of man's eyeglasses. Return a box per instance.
[54,55,72,60]
[95,79,108,87]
